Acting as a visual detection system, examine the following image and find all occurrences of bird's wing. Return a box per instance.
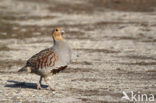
[27,48,58,69]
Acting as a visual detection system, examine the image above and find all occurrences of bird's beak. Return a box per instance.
[61,30,65,35]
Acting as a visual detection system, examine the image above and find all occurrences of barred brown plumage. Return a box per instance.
[18,27,72,90]
[34,51,56,69]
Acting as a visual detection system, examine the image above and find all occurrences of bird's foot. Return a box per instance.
[37,83,44,90]
[46,86,60,92]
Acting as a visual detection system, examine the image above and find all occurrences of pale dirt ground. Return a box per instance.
[0,0,156,103]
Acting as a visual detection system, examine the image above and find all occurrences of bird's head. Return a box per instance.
[52,27,65,41]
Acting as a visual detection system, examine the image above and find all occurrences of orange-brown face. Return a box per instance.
[52,28,64,41]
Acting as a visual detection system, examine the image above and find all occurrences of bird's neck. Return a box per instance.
[53,39,66,46]
[53,35,64,41]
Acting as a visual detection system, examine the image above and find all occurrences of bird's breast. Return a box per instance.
[54,42,72,66]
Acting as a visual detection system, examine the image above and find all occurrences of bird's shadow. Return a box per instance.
[5,80,48,89]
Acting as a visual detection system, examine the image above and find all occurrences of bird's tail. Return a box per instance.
[18,66,32,73]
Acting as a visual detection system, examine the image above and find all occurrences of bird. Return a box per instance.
[18,27,72,90]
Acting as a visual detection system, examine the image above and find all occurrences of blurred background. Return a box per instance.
[0,0,156,102]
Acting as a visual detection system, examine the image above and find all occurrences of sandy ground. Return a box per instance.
[0,0,156,103]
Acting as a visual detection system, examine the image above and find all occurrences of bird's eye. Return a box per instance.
[56,29,58,32]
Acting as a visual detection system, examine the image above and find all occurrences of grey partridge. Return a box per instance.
[18,27,72,90]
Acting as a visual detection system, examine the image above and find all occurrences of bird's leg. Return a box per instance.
[37,76,43,90]
[44,77,59,91]
[44,77,53,90]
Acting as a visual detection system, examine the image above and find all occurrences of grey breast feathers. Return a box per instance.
[53,40,72,66]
